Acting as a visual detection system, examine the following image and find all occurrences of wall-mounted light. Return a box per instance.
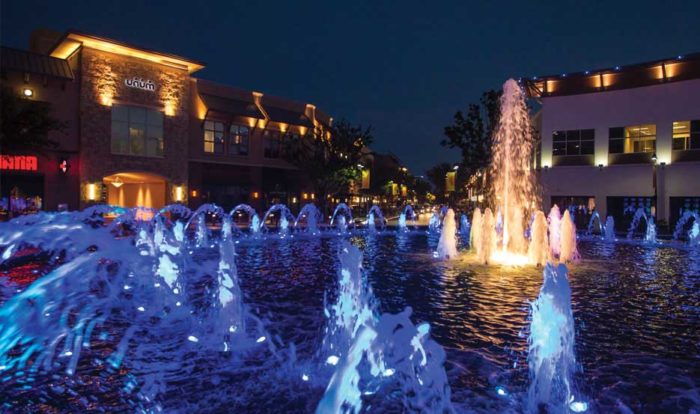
[292,197,297,204]
[86,183,98,201]
[22,88,34,98]
[252,191,259,199]
[111,176,124,188]
[58,158,70,173]
[311,193,315,200]
[191,189,198,197]
[651,153,658,164]
[174,186,184,202]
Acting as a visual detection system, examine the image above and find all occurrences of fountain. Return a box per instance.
[366,205,385,233]
[527,211,549,267]
[627,207,656,243]
[527,263,587,413]
[585,211,604,236]
[479,208,497,265]
[604,216,616,242]
[560,210,579,263]
[230,203,260,235]
[436,208,458,260]
[470,208,483,258]
[398,205,417,233]
[318,242,453,412]
[330,203,353,234]
[295,203,322,235]
[548,205,562,257]
[672,210,700,241]
[460,214,470,240]
[259,204,295,236]
[428,211,441,233]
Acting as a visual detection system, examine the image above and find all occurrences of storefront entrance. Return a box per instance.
[103,172,166,209]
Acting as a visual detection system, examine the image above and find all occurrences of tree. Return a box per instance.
[441,90,501,184]
[284,119,373,213]
[425,162,452,203]
[0,86,65,153]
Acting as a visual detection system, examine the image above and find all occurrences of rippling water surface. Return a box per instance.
[1,231,699,413]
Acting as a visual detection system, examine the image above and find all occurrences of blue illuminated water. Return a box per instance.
[1,217,699,413]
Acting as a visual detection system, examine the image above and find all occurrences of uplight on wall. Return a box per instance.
[252,191,259,199]
[86,183,98,201]
[174,186,184,202]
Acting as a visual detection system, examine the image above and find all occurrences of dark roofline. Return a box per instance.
[524,52,700,98]
[0,45,74,79]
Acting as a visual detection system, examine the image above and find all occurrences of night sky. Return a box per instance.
[2,0,699,175]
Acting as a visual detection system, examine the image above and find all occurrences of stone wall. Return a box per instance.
[78,47,190,206]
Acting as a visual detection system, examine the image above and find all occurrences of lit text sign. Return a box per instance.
[125,77,156,92]
[1,155,38,171]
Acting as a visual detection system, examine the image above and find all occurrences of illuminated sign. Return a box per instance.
[124,77,156,92]
[0,155,38,171]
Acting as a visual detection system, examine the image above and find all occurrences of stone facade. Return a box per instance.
[78,47,190,207]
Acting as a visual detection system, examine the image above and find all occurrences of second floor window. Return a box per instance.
[230,124,250,156]
[204,121,224,154]
[264,130,281,158]
[609,124,656,154]
[552,129,594,156]
[673,120,700,150]
[111,105,163,157]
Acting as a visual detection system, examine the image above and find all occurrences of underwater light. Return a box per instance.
[495,385,508,396]
[570,401,588,412]
[326,355,339,365]
[187,335,199,343]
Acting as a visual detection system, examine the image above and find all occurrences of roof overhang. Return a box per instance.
[49,31,205,73]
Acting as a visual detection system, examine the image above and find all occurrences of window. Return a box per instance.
[609,124,656,154]
[204,121,224,154]
[230,124,250,156]
[673,120,700,150]
[263,130,281,158]
[552,129,594,156]
[111,105,163,157]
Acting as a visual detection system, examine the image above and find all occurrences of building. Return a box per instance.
[526,53,700,231]
[0,29,332,218]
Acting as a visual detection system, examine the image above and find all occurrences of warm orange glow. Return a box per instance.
[174,186,184,202]
[253,192,259,199]
[601,73,615,88]
[164,103,176,116]
[302,193,308,200]
[311,193,315,200]
[545,79,557,93]
[279,123,288,133]
[489,251,531,266]
[191,190,198,197]
[51,32,204,73]
[664,62,682,78]
[87,183,97,201]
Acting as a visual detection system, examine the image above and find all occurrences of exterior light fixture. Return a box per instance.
[191,189,198,197]
[111,176,124,188]
[174,186,184,202]
[86,184,97,201]
[615,66,621,70]
[22,88,33,97]
[651,153,658,164]
[453,165,459,170]
[357,163,364,169]
[252,191,259,199]
[58,158,70,173]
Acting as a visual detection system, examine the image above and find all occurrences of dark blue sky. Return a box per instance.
[2,1,699,174]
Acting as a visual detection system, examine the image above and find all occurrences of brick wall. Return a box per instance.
[78,47,190,206]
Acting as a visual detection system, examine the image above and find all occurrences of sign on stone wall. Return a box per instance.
[124,77,156,92]
[0,155,38,171]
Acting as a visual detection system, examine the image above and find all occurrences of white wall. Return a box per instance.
[539,78,700,222]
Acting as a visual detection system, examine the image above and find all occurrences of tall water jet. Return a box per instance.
[436,209,458,260]
[689,222,700,246]
[604,216,616,242]
[428,211,441,233]
[527,263,587,413]
[470,208,483,258]
[548,205,562,257]
[398,213,407,232]
[490,79,537,257]
[559,210,579,263]
[366,205,385,233]
[585,211,603,236]
[480,208,496,264]
[528,211,549,266]
[460,214,470,240]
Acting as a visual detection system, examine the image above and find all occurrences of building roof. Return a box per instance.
[524,52,700,98]
[49,30,205,73]
[199,93,264,120]
[0,46,73,79]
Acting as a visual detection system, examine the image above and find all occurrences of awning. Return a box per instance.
[199,93,264,120]
[1,46,73,80]
[263,105,314,128]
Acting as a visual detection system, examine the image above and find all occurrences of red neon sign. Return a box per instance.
[0,155,38,171]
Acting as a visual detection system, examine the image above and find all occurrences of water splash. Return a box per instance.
[585,211,604,236]
[428,212,441,234]
[460,214,470,240]
[295,203,322,235]
[331,203,353,234]
[470,208,483,258]
[548,205,562,258]
[604,216,616,242]
[528,263,587,413]
[436,209,458,260]
[560,210,579,263]
[527,211,549,267]
[627,208,656,243]
[672,210,699,242]
[260,204,295,236]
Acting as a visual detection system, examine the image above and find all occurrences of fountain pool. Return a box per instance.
[1,223,698,413]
